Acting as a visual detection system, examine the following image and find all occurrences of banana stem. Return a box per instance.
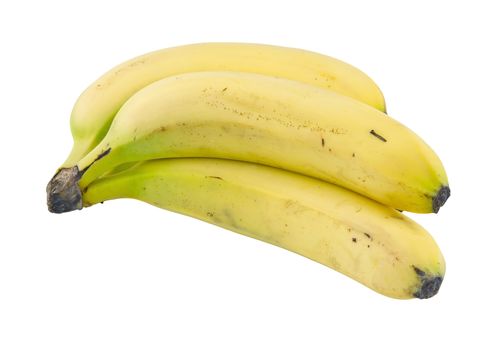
[47,143,115,213]
[47,140,98,213]
[46,166,83,213]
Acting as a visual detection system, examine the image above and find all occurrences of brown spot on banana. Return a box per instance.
[370,129,387,142]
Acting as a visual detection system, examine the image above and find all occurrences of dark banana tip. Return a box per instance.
[413,276,443,299]
[432,185,450,213]
[412,266,443,299]
[46,166,83,213]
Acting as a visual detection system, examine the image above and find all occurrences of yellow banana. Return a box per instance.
[47,72,449,214]
[82,158,445,299]
[64,42,386,167]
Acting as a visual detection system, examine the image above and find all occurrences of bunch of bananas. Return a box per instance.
[47,43,449,299]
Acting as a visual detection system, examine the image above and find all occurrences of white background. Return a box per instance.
[1,0,503,349]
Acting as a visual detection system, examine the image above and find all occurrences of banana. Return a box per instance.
[47,72,449,214]
[82,158,445,299]
[64,43,386,167]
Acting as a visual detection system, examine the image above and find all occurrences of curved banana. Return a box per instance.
[47,72,449,214]
[82,158,445,299]
[64,43,386,167]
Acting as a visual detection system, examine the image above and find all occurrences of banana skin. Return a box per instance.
[64,42,386,167]
[47,72,449,213]
[82,158,445,299]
